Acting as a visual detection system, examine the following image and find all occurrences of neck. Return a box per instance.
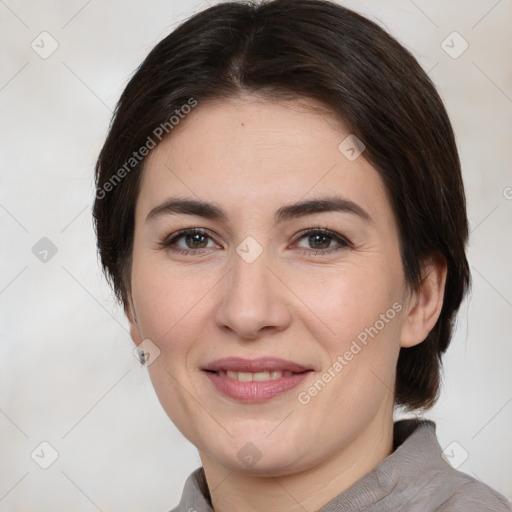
[199,409,394,512]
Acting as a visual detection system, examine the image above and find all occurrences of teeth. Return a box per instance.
[219,370,294,381]
[237,371,253,382]
[253,371,271,381]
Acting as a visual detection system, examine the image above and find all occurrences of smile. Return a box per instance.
[201,357,313,402]
[215,369,294,381]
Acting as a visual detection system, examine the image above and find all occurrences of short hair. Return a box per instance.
[93,0,470,410]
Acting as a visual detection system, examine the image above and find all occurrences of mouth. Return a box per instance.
[204,369,299,381]
[201,357,313,402]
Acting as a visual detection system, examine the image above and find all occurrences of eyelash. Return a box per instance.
[158,227,353,257]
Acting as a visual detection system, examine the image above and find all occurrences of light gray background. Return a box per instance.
[1,0,511,510]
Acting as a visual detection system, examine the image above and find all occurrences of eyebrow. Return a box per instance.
[275,197,372,224]
[146,198,226,224]
[145,196,373,224]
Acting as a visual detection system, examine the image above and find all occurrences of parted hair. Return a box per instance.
[93,0,470,410]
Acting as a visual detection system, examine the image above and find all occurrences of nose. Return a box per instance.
[214,247,292,340]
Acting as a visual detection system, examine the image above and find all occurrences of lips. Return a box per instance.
[202,357,312,402]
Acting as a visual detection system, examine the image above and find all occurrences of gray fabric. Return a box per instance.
[170,419,511,511]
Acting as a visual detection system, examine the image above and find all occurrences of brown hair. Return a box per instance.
[93,0,470,410]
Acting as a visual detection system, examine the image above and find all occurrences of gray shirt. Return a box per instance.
[170,419,511,511]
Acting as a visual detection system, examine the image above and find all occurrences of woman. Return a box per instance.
[93,0,511,510]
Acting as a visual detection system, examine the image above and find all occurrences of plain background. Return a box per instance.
[1,0,511,510]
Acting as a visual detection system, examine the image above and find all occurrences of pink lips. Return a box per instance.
[202,357,312,402]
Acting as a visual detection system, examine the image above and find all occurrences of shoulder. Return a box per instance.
[435,474,511,511]
[391,420,511,511]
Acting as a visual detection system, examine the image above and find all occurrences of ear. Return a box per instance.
[400,255,447,348]
[125,295,144,347]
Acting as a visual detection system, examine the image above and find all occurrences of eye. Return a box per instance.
[294,228,352,254]
[159,228,219,254]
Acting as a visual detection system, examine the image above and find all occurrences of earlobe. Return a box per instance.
[400,255,447,348]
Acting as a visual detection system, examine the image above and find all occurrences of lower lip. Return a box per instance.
[203,371,311,402]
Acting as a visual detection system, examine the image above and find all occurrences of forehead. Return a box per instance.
[137,95,391,224]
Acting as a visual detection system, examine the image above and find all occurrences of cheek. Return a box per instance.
[130,248,210,348]
[290,257,403,343]
[293,259,404,403]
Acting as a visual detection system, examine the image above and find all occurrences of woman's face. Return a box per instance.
[128,95,413,475]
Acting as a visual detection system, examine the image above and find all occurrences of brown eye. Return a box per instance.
[307,233,333,249]
[184,232,209,249]
[295,229,352,254]
[160,228,219,253]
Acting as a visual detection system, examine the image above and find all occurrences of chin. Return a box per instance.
[204,432,316,476]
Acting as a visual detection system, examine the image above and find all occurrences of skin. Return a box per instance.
[126,94,447,512]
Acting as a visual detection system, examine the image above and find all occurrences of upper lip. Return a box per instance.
[203,357,311,373]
